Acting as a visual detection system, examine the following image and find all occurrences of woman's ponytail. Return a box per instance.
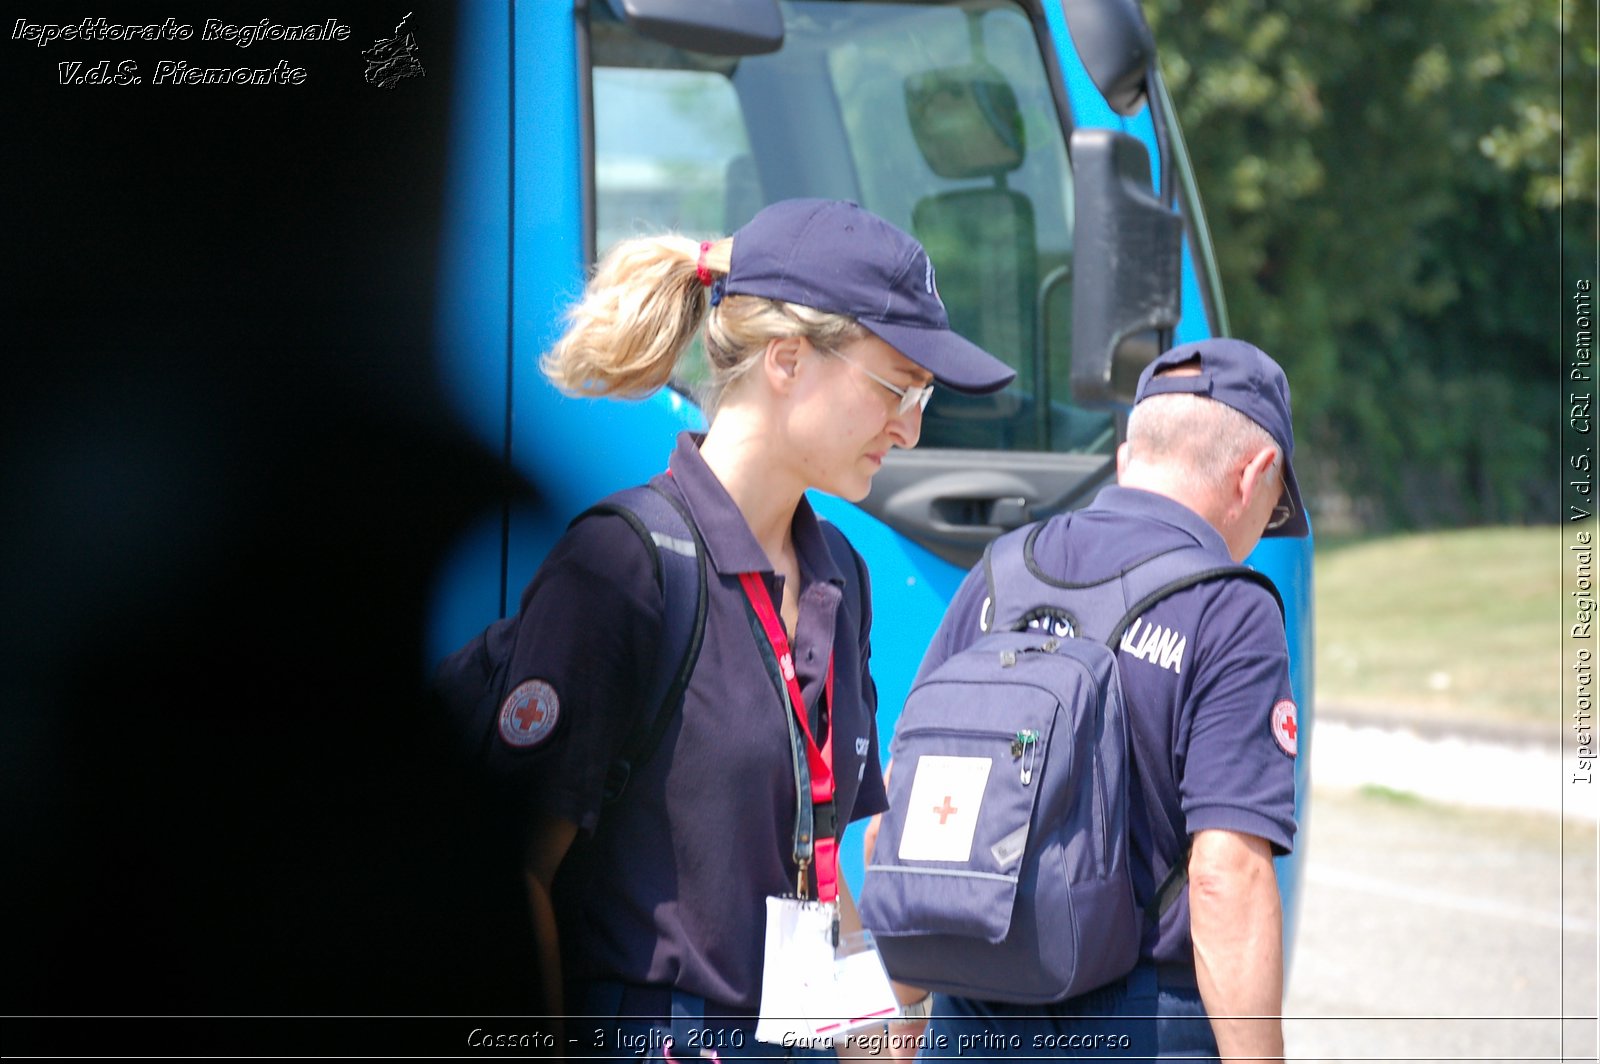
[542,235,732,397]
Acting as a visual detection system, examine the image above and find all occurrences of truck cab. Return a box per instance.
[428,0,1313,939]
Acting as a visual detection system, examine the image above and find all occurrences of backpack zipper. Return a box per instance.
[998,638,1060,668]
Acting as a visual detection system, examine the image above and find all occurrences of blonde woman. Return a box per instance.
[499,200,1012,1059]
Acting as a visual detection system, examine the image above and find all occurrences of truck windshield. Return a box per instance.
[590,0,1112,455]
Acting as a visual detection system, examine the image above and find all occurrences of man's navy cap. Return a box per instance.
[724,199,1016,395]
[1135,338,1309,538]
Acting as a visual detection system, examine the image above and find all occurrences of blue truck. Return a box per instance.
[0,0,1314,1032]
[425,0,1313,943]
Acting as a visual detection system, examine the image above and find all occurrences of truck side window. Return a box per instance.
[589,0,1112,456]
[593,68,752,252]
[592,66,752,398]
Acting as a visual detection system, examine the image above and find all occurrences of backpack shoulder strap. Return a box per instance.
[569,480,709,803]
[978,523,1037,634]
[983,516,1283,647]
[1111,546,1284,648]
[984,519,1155,642]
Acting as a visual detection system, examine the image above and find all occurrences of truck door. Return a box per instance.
[575,1,1310,928]
[586,0,1153,880]
[591,2,1113,575]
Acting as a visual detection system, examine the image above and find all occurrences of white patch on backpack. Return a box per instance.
[1118,617,1187,674]
[898,755,991,863]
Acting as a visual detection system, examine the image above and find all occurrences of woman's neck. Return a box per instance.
[699,410,804,567]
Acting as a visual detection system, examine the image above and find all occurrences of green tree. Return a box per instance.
[1147,0,1595,528]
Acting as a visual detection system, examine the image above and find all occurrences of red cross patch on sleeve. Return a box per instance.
[499,679,561,749]
[1270,699,1299,758]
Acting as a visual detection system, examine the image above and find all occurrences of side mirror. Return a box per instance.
[1061,0,1156,116]
[1069,128,1182,408]
[607,0,783,56]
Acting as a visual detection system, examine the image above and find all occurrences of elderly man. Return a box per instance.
[894,338,1307,1062]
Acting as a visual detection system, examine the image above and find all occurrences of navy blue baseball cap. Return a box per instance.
[723,199,1016,395]
[1135,338,1309,538]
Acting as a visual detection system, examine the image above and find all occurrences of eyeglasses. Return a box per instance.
[1267,492,1295,531]
[835,352,935,415]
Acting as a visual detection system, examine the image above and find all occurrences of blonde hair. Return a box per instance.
[547,232,876,409]
[1126,392,1281,484]
[541,232,867,414]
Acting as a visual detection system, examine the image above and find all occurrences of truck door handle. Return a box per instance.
[877,472,1041,544]
[933,494,1031,529]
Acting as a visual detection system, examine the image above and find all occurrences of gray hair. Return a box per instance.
[1126,393,1282,483]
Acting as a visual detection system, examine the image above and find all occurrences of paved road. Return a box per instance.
[1284,786,1598,1063]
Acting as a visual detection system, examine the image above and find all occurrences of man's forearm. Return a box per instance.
[1189,829,1285,1062]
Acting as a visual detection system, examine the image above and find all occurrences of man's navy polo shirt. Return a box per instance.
[504,433,888,1011]
[917,485,1297,967]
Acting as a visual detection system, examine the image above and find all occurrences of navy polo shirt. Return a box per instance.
[917,485,1297,967]
[504,433,888,1011]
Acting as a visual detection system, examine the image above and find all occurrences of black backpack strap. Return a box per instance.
[570,481,709,804]
[1144,840,1194,923]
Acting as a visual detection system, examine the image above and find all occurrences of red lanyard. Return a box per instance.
[737,571,838,904]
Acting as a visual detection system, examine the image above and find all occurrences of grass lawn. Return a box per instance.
[1314,525,1563,724]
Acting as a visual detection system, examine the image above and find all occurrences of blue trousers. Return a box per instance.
[917,964,1219,1061]
[568,981,838,1061]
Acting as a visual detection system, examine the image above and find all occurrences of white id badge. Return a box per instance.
[754,896,836,1046]
[755,899,900,1047]
[807,929,899,1042]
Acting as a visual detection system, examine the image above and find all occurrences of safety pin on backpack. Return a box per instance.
[1011,730,1040,785]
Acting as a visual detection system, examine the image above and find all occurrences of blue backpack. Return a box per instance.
[433,481,708,801]
[858,521,1279,1003]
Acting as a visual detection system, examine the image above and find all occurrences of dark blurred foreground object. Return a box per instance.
[0,2,557,1050]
